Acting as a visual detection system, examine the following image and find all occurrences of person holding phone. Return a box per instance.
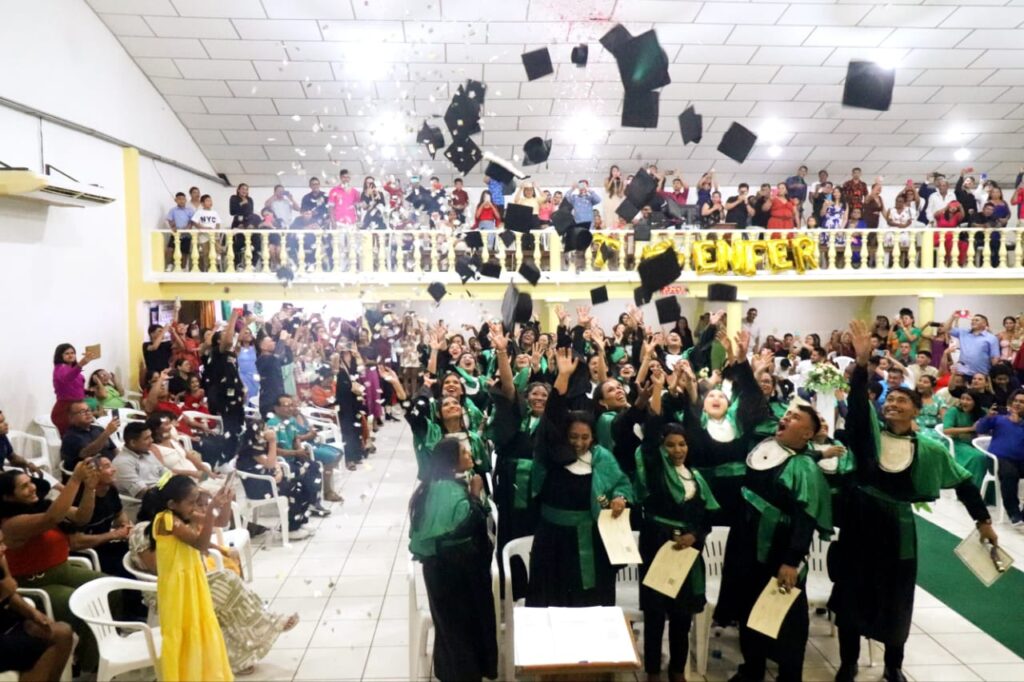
[566,179,601,229]
[50,343,98,437]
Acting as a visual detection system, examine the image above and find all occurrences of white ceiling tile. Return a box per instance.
[913,69,995,86]
[893,120,963,134]
[909,134,979,148]
[265,146,332,161]
[809,146,875,161]
[201,39,287,60]
[748,145,815,161]
[945,102,1020,120]
[891,86,942,103]
[409,63,484,82]
[253,60,334,81]
[777,4,869,25]
[98,14,154,36]
[771,66,844,85]
[528,0,614,20]
[880,28,971,49]
[145,17,239,39]
[684,101,756,117]
[163,94,205,112]
[478,116,521,131]
[225,130,293,144]
[226,80,307,98]
[696,2,788,24]
[675,46,757,65]
[981,70,1024,86]
[170,0,266,18]
[331,62,409,80]
[352,0,439,21]
[860,6,957,28]
[606,130,672,146]
[189,129,226,144]
[178,112,254,129]
[994,86,1024,103]
[86,0,177,15]
[749,47,833,66]
[550,98,618,115]
[260,0,353,19]
[150,77,233,96]
[210,159,244,174]
[174,58,258,79]
[804,27,893,47]
[375,81,450,100]
[898,48,985,69]
[727,26,814,47]
[929,86,1008,103]
[655,24,734,45]
[203,97,278,114]
[447,44,524,64]
[137,57,183,78]
[486,100,552,116]
[833,119,904,134]
[486,22,568,44]
[610,1,702,23]
[748,101,823,118]
[202,144,267,160]
[303,81,377,98]
[659,83,735,100]
[792,85,843,101]
[865,147,928,161]
[288,130,347,145]
[941,7,1024,28]
[789,133,857,146]
[878,103,955,120]
[119,36,207,58]
[701,65,779,83]
[957,30,1024,49]
[249,114,324,130]
[519,81,591,99]
[821,47,909,68]
[727,84,803,101]
[232,18,322,40]
[442,0,528,20]
[403,21,487,44]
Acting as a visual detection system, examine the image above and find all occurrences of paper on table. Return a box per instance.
[85,344,101,359]
[514,606,639,668]
[747,578,801,639]
[642,543,699,598]
[954,529,1014,587]
[598,509,641,565]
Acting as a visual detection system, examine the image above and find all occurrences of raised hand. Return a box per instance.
[590,322,606,347]
[848,319,873,366]
[555,347,578,376]
[488,322,508,352]
[576,306,593,329]
[734,329,751,359]
[709,309,725,326]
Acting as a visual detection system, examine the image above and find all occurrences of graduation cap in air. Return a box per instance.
[600,24,633,57]
[614,30,671,92]
[463,230,484,250]
[626,169,659,208]
[550,207,576,235]
[479,260,502,279]
[633,285,649,307]
[616,198,640,223]
[427,282,447,303]
[590,285,609,306]
[463,79,487,105]
[522,137,552,166]
[717,122,758,164]
[622,90,660,129]
[678,106,703,145]
[521,233,536,251]
[518,261,541,286]
[563,226,593,252]
[504,203,535,233]
[502,282,534,329]
[444,138,482,174]
[521,48,554,81]
[638,247,682,294]
[655,295,681,325]
[842,60,895,112]
[498,230,516,248]
[571,44,589,67]
[416,121,445,159]
[444,91,482,140]
[707,283,738,302]
[454,255,477,283]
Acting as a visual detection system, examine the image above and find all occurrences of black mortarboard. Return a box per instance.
[484,161,515,185]
[521,48,554,81]
[480,261,502,279]
[590,285,609,306]
[464,230,483,249]
[520,233,536,251]
[571,44,589,67]
[633,285,649,306]
[502,283,533,328]
[634,223,652,242]
[655,296,681,325]
[504,203,535,233]
[444,95,481,141]
[463,79,486,105]
[563,227,593,252]
[717,122,758,164]
[615,30,671,92]
[626,169,658,207]
[842,60,895,112]
[522,137,552,166]
[498,230,516,248]
[616,198,640,223]
[622,90,659,128]
[551,208,576,235]
[678,106,703,145]
[707,283,738,302]
[416,121,444,159]
[427,282,447,302]
[454,255,476,283]
[444,139,482,174]
[518,261,541,286]
[638,247,681,294]
[600,24,633,57]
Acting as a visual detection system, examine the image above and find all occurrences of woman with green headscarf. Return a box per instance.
[408,437,497,682]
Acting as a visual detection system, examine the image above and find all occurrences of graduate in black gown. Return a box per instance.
[634,362,719,682]
[715,403,833,682]
[408,437,497,682]
[526,348,633,608]
[829,321,997,682]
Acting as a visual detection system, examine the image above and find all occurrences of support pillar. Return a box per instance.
[123,147,145,391]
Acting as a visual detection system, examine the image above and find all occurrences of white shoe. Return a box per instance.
[289,527,314,540]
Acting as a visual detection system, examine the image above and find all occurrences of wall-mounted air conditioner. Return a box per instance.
[0,164,115,208]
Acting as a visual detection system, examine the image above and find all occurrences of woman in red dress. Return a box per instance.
[766,183,798,239]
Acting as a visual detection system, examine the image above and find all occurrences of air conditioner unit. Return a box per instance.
[0,168,115,208]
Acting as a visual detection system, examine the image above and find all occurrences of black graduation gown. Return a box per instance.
[489,390,539,552]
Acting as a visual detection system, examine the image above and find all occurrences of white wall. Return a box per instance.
[0,0,214,175]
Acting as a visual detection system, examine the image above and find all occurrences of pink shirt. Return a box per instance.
[328,186,360,224]
[53,363,85,401]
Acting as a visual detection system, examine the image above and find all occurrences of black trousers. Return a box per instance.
[737,590,809,682]
[998,458,1023,520]
[839,624,905,671]
[643,608,691,674]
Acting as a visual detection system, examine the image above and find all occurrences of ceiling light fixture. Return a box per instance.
[954,148,970,162]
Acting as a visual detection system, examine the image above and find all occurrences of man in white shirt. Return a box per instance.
[190,194,222,271]
[924,178,956,224]
[902,349,939,384]
[741,308,762,350]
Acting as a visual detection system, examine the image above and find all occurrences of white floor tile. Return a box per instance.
[270,620,317,650]
[323,594,385,620]
[248,648,305,681]
[270,596,328,621]
[333,575,391,598]
[308,619,376,648]
[901,633,961,666]
[969,663,1024,681]
[913,607,982,634]
[342,554,397,576]
[294,646,369,681]
[932,633,1023,665]
[373,619,410,647]
[905,664,983,681]
[363,645,409,680]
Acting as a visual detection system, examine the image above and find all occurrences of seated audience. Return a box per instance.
[112,422,167,499]
[60,401,118,472]
[67,455,133,577]
[974,390,1024,525]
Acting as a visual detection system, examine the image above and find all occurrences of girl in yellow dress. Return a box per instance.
[153,474,234,681]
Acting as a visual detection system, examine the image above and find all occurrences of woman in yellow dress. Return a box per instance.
[153,474,234,681]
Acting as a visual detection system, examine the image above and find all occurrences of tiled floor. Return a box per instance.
[229,423,1024,681]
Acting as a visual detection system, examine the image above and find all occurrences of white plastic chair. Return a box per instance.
[13,588,74,681]
[933,423,955,459]
[501,536,533,682]
[67,577,161,682]
[71,548,101,571]
[691,526,728,676]
[6,430,54,474]
[220,507,254,583]
[833,356,855,373]
[972,436,1004,523]
[234,463,291,547]
[182,410,224,435]
[303,415,344,448]
[34,414,61,450]
[300,405,340,427]
[615,531,642,623]
[408,560,433,681]
[115,408,148,424]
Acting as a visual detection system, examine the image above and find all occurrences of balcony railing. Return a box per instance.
[149,226,1023,283]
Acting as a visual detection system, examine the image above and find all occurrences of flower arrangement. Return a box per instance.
[805,363,849,394]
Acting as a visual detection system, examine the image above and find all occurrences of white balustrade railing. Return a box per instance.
[150,225,1023,283]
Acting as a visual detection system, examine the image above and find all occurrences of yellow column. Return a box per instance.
[918,295,936,326]
[725,301,742,341]
[123,147,145,390]
[540,297,567,331]
[855,295,876,323]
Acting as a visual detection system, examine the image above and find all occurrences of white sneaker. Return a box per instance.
[288,527,314,541]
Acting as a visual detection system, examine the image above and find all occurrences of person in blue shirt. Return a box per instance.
[945,312,1000,377]
[164,192,194,270]
[975,390,1024,524]
[484,174,505,218]
[784,165,809,219]
[566,179,601,228]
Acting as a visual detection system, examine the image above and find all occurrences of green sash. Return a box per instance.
[697,460,747,481]
[409,480,471,559]
[513,459,534,509]
[868,409,972,501]
[741,487,788,564]
[541,504,597,590]
[596,411,617,452]
[859,485,917,560]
